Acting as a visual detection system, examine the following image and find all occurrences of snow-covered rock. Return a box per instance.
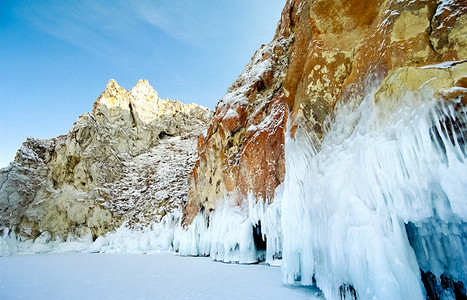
[0,79,212,248]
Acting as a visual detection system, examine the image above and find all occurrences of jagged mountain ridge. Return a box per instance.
[0,79,212,241]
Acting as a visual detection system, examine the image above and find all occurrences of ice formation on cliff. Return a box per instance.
[173,72,466,299]
[174,191,283,265]
[280,81,466,299]
[1,76,465,300]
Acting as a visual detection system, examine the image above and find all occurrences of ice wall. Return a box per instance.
[174,191,283,265]
[281,83,466,299]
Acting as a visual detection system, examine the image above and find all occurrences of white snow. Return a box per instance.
[217,36,291,113]
[0,252,322,300]
[0,212,179,256]
[434,0,455,24]
[0,228,94,256]
[95,213,179,254]
[100,132,201,227]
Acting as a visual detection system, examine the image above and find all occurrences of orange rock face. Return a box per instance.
[182,36,292,225]
[183,0,467,226]
[238,95,287,202]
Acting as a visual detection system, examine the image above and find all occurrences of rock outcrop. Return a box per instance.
[183,0,467,225]
[181,0,466,298]
[0,79,212,241]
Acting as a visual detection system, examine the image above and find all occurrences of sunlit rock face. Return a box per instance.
[184,0,467,224]
[182,38,291,226]
[0,80,212,242]
[182,0,466,299]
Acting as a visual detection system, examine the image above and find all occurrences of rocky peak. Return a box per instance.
[94,79,212,128]
[1,79,213,242]
[105,78,122,94]
[131,79,159,99]
[97,79,128,108]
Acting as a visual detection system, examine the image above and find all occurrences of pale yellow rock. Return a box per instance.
[452,62,467,81]
[391,7,429,42]
[450,15,467,59]
[0,79,213,241]
[375,61,467,103]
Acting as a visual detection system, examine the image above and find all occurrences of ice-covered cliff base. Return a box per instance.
[279,84,466,299]
[0,212,179,255]
[175,192,283,265]
[2,78,465,299]
[177,79,466,299]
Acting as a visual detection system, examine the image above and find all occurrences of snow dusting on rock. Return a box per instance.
[0,79,212,253]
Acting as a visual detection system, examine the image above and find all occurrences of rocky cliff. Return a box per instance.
[1,0,465,298]
[184,0,467,225]
[181,0,466,299]
[0,79,212,242]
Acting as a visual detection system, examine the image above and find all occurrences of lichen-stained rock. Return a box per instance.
[0,79,212,241]
[184,0,467,226]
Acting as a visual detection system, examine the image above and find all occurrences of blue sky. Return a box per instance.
[0,0,286,167]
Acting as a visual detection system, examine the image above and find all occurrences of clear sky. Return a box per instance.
[0,0,286,167]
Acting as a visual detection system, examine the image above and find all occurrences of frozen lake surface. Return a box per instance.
[0,253,322,299]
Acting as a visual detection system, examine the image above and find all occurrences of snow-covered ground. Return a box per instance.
[0,253,322,300]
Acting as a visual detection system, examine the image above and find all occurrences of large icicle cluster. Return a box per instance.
[281,82,466,299]
[171,75,466,300]
[175,191,283,266]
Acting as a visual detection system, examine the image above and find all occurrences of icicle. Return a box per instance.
[281,84,467,299]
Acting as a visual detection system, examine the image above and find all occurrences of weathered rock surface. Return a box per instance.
[184,0,467,225]
[0,79,212,241]
[183,35,291,225]
[180,0,467,298]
